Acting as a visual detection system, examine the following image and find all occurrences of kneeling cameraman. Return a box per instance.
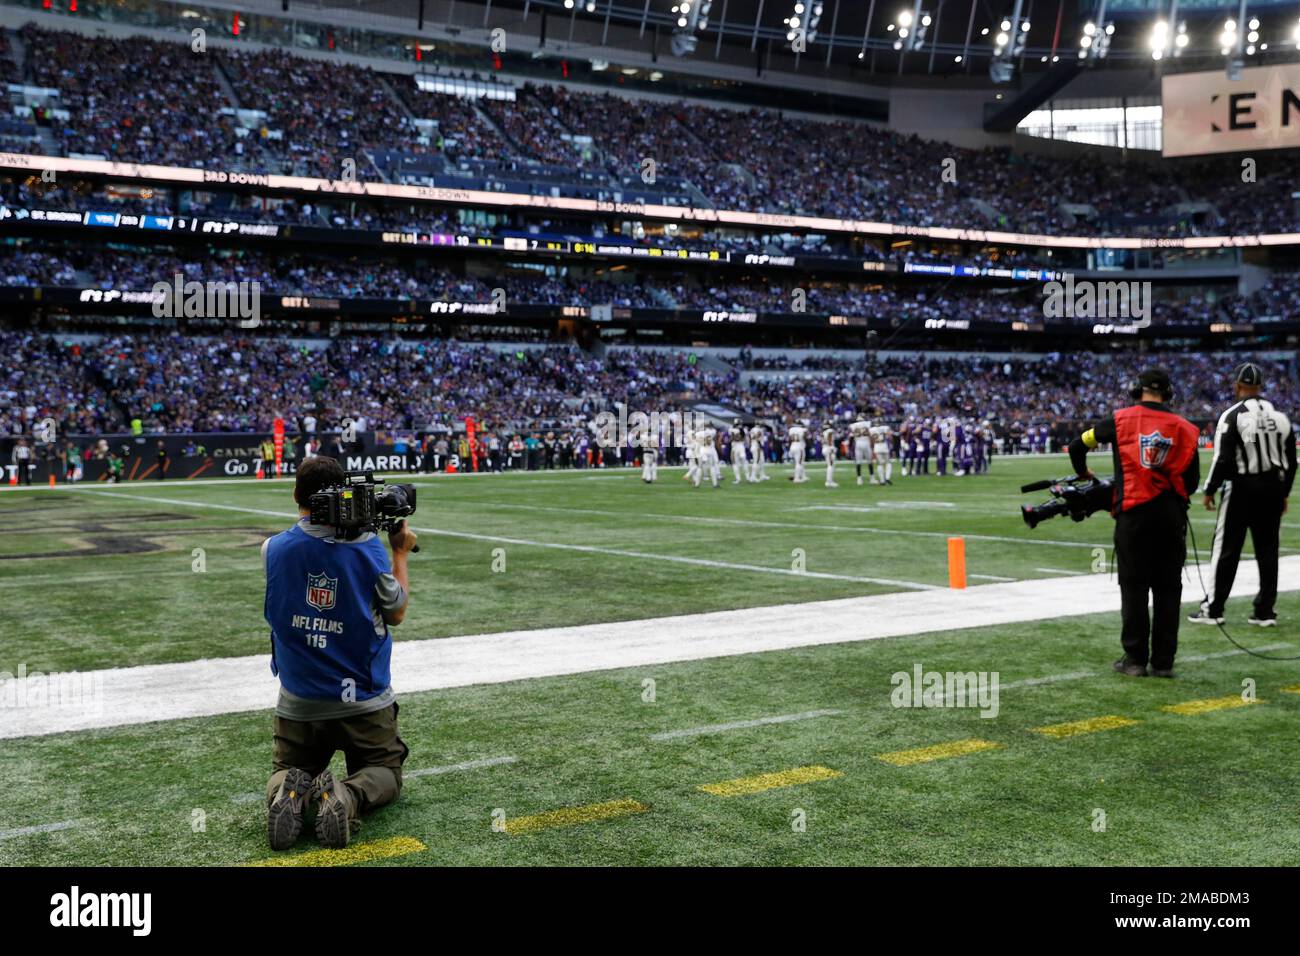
[262,457,417,850]
[1069,369,1199,678]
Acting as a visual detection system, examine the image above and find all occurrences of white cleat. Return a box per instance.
[826,481,839,488]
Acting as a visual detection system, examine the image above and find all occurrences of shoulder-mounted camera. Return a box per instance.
[309,471,418,542]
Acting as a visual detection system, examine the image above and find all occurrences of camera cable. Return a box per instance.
[1184,516,1300,661]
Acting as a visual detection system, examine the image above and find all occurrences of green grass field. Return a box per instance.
[2,454,1299,866]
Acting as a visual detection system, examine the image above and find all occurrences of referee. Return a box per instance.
[1189,362,1296,628]
[1069,368,1200,678]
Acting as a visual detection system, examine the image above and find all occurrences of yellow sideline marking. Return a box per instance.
[502,799,648,835]
[247,836,426,867]
[1282,684,1300,694]
[1031,715,1140,739]
[876,738,1002,766]
[1161,695,1260,716]
[698,765,842,797]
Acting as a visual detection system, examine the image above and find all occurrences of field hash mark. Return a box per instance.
[503,798,649,835]
[698,765,843,797]
[246,836,427,867]
[1031,715,1140,739]
[876,738,1003,766]
[1161,695,1261,716]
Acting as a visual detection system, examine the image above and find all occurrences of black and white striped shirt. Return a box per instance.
[1205,397,1297,496]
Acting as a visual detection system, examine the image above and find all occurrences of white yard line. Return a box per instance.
[67,489,940,591]
[970,573,1016,582]
[405,755,519,778]
[650,709,844,741]
[449,500,1112,551]
[4,554,1297,741]
[0,820,79,840]
[1034,567,1089,576]
[938,643,1293,705]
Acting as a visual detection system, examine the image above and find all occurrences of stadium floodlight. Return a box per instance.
[784,0,823,50]
[989,0,1030,83]
[670,0,711,56]
[887,2,931,52]
[1149,3,1188,61]
[1221,1,1250,80]
[1077,1,1114,63]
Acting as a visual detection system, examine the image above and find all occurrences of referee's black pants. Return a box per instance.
[1206,476,1285,619]
[1114,493,1188,671]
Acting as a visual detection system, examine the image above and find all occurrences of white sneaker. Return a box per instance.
[826,481,839,488]
[1248,616,1278,627]
[1186,610,1224,625]
[856,477,864,486]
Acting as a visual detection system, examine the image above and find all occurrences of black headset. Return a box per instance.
[1128,374,1174,403]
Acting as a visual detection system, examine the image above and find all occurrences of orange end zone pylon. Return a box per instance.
[947,537,967,590]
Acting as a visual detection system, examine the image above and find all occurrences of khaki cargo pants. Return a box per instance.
[265,702,409,819]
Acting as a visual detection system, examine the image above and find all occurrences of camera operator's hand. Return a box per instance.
[1076,470,1096,483]
[388,520,418,554]
[1203,493,1216,512]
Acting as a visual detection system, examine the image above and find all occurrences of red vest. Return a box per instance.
[1111,404,1199,513]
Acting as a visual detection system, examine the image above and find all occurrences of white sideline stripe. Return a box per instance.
[650,709,844,741]
[0,820,79,840]
[970,573,1016,582]
[405,755,519,778]
[6,553,1299,741]
[70,490,940,591]
[1035,567,1088,576]
[452,500,1111,551]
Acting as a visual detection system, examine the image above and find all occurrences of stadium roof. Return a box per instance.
[286,0,1300,78]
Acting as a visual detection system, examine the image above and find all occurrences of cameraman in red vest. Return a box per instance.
[1069,368,1201,678]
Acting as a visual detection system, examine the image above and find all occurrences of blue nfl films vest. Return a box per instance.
[264,524,393,701]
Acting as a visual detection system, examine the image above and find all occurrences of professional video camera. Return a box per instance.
[309,471,419,548]
[1020,475,1114,529]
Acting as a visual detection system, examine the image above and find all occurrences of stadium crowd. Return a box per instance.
[6,331,1294,443]
[5,243,1289,325]
[7,24,1300,238]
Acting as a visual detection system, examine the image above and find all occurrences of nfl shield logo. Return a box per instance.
[1139,430,1173,469]
[306,572,337,611]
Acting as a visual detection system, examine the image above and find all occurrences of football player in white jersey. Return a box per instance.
[850,416,872,486]
[683,426,701,487]
[697,423,721,488]
[822,423,839,487]
[640,431,658,483]
[748,424,768,482]
[871,423,893,485]
[729,419,747,484]
[787,420,809,482]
